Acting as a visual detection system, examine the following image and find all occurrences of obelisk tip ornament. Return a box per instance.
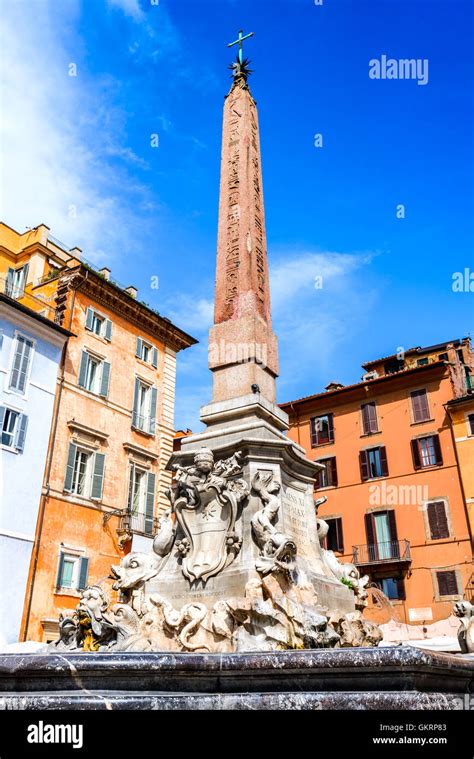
[209,31,279,403]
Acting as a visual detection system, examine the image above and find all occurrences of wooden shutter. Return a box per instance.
[127,464,134,510]
[364,513,376,560]
[0,406,5,434]
[99,361,111,398]
[427,501,449,540]
[148,387,157,435]
[433,434,443,465]
[468,414,474,435]
[359,450,370,481]
[136,337,143,358]
[330,457,338,487]
[14,413,28,452]
[411,390,429,423]
[85,307,94,331]
[78,557,89,590]
[105,319,113,342]
[18,338,32,393]
[145,473,156,534]
[91,452,105,501]
[396,578,406,600]
[56,552,65,588]
[152,347,158,369]
[388,510,399,558]
[22,262,29,290]
[379,446,389,476]
[411,439,422,470]
[132,377,140,428]
[310,417,319,446]
[335,517,344,552]
[63,443,77,492]
[6,268,14,295]
[362,403,378,434]
[78,351,88,388]
[327,413,335,443]
[437,570,459,597]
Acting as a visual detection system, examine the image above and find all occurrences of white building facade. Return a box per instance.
[0,294,69,645]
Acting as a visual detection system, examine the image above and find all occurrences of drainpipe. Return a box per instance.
[444,403,474,549]
[22,272,87,640]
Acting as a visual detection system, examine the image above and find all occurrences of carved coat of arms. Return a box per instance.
[167,449,249,583]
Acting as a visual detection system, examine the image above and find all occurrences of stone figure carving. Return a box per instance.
[454,600,474,653]
[251,471,297,576]
[149,596,210,652]
[109,605,152,652]
[166,448,249,583]
[315,498,370,606]
[152,508,176,558]
[50,585,115,652]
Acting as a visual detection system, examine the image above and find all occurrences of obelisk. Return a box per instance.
[209,50,279,405]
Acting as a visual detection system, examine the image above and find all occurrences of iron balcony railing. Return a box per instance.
[352,539,411,566]
[1,277,57,321]
[120,509,159,537]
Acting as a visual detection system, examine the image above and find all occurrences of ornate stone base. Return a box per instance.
[0,649,472,710]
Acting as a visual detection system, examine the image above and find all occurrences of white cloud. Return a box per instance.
[107,0,145,21]
[0,1,156,264]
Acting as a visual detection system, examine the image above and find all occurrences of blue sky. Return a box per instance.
[1,0,473,429]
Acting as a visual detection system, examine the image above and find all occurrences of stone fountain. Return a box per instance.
[0,37,472,710]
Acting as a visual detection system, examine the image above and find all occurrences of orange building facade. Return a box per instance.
[0,222,196,642]
[281,339,474,626]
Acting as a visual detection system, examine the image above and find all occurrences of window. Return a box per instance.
[426,500,450,540]
[132,377,157,435]
[323,517,344,553]
[9,334,34,394]
[436,570,459,598]
[417,358,429,366]
[438,352,448,362]
[365,510,399,560]
[361,402,378,434]
[467,414,474,436]
[136,337,158,368]
[359,446,388,480]
[127,464,156,534]
[315,457,338,489]
[384,359,404,374]
[64,443,105,500]
[411,435,442,469]
[6,264,28,299]
[56,552,89,591]
[85,307,112,341]
[310,413,334,446]
[78,351,111,398]
[410,389,430,423]
[374,577,405,600]
[0,407,28,451]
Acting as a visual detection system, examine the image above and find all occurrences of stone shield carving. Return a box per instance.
[168,449,248,583]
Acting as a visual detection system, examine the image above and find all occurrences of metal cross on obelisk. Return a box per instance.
[228,29,254,64]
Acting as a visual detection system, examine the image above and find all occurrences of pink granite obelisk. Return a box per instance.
[209,66,279,404]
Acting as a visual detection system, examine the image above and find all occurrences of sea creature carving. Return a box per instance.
[251,471,297,576]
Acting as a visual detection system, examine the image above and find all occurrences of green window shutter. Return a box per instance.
[14,413,28,453]
[145,472,156,534]
[152,347,158,368]
[22,262,29,289]
[78,351,88,388]
[78,557,89,590]
[99,361,111,398]
[0,406,5,433]
[132,377,140,428]
[127,464,134,510]
[64,443,77,492]
[56,552,65,588]
[148,387,157,435]
[136,337,142,358]
[6,268,14,296]
[85,307,94,331]
[105,319,113,342]
[91,452,105,500]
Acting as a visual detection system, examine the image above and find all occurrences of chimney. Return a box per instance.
[125,286,138,299]
[99,267,111,281]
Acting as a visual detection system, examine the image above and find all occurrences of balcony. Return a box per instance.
[119,509,159,537]
[352,540,411,567]
[1,277,57,321]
